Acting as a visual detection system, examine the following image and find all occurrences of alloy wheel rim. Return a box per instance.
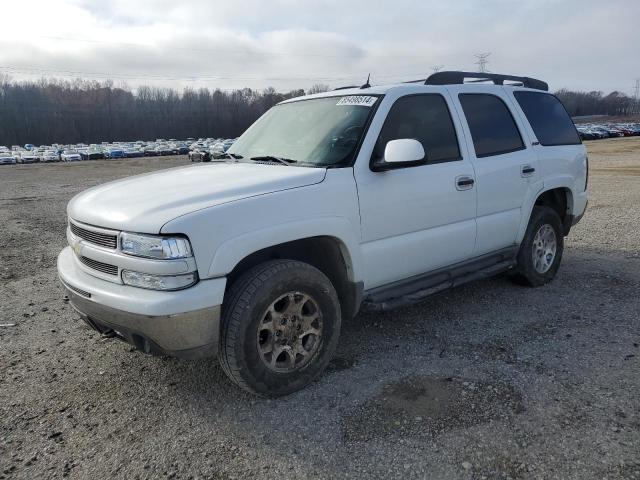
[257,292,323,373]
[532,224,557,274]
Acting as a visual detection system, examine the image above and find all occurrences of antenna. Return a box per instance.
[430,65,445,73]
[474,53,491,73]
[360,73,371,89]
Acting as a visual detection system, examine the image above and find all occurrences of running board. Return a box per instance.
[362,248,517,312]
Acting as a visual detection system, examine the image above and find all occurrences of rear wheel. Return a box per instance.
[511,206,564,287]
[219,260,341,397]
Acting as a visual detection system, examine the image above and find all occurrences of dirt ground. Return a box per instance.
[1,139,639,479]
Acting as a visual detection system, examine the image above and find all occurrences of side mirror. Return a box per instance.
[381,139,425,167]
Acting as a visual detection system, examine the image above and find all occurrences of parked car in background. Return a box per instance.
[173,142,190,155]
[40,150,61,162]
[188,147,210,162]
[124,147,143,158]
[606,127,625,137]
[0,152,18,165]
[143,144,158,156]
[104,147,125,159]
[61,150,82,162]
[80,147,104,160]
[155,144,176,156]
[19,151,40,164]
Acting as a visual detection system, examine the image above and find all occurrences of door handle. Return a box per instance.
[521,165,535,177]
[455,175,475,191]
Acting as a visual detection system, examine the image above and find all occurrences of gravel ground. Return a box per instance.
[1,139,639,480]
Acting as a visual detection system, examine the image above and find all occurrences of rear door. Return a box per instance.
[354,90,477,290]
[449,87,539,255]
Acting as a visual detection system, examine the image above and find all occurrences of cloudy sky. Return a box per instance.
[1,0,638,94]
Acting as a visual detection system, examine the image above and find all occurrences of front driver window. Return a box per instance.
[373,94,461,164]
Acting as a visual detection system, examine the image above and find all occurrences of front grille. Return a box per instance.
[70,222,118,249]
[79,256,118,276]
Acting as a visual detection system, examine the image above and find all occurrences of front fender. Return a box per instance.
[160,168,363,285]
[208,217,363,282]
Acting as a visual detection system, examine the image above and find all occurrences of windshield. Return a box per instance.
[228,95,379,166]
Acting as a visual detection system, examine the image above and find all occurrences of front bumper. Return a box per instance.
[57,246,225,359]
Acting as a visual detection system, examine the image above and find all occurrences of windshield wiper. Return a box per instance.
[249,155,296,166]
[212,152,243,161]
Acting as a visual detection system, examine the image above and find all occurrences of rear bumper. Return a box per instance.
[57,246,225,359]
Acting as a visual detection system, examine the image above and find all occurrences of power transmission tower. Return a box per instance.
[430,65,445,73]
[474,53,491,73]
[634,79,640,114]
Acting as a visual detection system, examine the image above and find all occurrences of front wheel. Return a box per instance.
[219,260,341,397]
[511,206,564,287]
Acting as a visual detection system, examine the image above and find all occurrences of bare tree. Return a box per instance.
[307,84,330,95]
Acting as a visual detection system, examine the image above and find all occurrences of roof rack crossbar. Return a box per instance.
[425,71,548,91]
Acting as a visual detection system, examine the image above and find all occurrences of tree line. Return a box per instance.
[555,89,640,118]
[0,74,637,147]
[0,76,329,146]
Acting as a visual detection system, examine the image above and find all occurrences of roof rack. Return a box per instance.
[425,71,548,91]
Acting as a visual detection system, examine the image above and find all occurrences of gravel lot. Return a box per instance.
[1,139,639,480]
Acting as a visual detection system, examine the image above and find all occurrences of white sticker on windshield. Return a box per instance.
[336,96,377,107]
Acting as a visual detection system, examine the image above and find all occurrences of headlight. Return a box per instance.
[120,232,192,259]
[122,270,198,290]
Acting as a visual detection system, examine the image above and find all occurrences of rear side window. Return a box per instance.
[373,94,461,164]
[459,94,525,158]
[514,92,581,146]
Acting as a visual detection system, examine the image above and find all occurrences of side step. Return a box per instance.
[362,250,517,312]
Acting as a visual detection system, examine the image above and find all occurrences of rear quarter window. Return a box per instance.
[513,91,581,146]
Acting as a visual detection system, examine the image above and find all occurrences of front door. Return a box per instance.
[354,92,477,290]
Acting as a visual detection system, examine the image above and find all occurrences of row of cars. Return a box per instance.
[0,138,236,165]
[575,123,640,141]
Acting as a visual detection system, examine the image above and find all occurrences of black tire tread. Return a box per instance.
[511,205,564,287]
[219,259,339,396]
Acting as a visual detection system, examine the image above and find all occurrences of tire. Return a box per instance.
[511,206,564,287]
[219,260,341,397]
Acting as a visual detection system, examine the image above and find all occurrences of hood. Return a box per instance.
[68,162,326,233]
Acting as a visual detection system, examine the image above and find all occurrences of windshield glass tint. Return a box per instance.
[228,95,378,166]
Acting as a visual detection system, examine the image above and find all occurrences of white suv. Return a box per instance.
[57,71,588,396]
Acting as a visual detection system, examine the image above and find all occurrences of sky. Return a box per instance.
[1,0,638,94]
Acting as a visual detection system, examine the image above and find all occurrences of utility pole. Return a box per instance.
[430,65,445,73]
[474,53,491,73]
